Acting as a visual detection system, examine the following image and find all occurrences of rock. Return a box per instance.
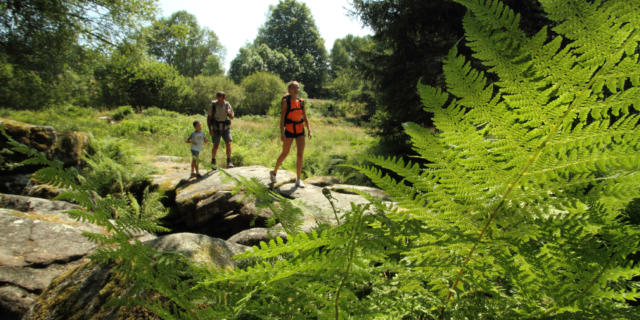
[329,184,389,200]
[164,166,295,238]
[0,118,90,175]
[152,155,183,163]
[0,196,105,320]
[304,176,342,187]
[23,233,248,320]
[275,183,370,232]
[22,183,65,199]
[228,227,288,247]
[145,233,248,266]
[0,174,30,195]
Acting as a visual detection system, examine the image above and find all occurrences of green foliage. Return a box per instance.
[95,47,193,111]
[355,0,640,317]
[0,0,156,109]
[352,0,548,154]
[91,1,640,319]
[185,75,244,115]
[111,105,134,121]
[240,0,328,96]
[229,43,304,85]
[83,137,155,196]
[239,72,286,116]
[146,10,225,77]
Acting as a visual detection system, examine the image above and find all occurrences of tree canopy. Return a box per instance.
[230,0,328,96]
[146,11,224,77]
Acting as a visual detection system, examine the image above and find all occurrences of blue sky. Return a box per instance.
[157,0,372,71]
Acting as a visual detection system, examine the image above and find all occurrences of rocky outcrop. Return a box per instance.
[0,194,104,320]
[22,233,248,320]
[151,161,387,239]
[0,118,90,196]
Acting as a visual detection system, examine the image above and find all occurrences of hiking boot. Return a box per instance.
[211,158,217,166]
[195,173,202,178]
[227,158,234,168]
[269,171,277,184]
[190,173,196,178]
[295,179,305,188]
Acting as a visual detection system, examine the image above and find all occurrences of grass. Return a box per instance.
[1,105,378,185]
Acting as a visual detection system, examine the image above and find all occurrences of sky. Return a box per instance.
[157,0,372,71]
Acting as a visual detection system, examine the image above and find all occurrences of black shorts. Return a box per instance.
[285,130,305,138]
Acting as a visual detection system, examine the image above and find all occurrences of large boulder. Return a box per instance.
[22,233,248,320]
[0,194,104,320]
[164,166,296,239]
[0,118,90,175]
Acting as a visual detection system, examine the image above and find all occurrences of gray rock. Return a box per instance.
[275,183,370,232]
[0,118,90,175]
[165,166,294,238]
[23,233,248,320]
[152,155,183,163]
[304,176,342,187]
[228,227,288,247]
[0,199,105,320]
[0,174,30,195]
[329,184,389,200]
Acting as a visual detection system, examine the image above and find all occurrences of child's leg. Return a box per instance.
[273,138,294,174]
[191,158,196,173]
[295,136,306,179]
[195,157,200,174]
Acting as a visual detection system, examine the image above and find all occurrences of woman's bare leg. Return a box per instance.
[295,135,306,179]
[273,138,293,174]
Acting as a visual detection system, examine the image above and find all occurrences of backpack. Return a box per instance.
[210,101,231,131]
[284,95,305,135]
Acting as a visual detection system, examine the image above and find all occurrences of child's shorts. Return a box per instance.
[212,129,233,144]
[191,149,200,158]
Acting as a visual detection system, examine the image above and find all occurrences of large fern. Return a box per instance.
[354,0,640,318]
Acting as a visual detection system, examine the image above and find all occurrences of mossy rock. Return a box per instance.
[22,233,248,320]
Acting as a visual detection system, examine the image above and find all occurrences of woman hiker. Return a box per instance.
[270,81,312,187]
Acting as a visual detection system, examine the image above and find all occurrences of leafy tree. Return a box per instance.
[239,72,286,115]
[201,54,224,76]
[255,0,328,96]
[329,35,372,77]
[184,75,244,115]
[352,0,548,154]
[0,0,156,108]
[147,10,224,77]
[95,42,192,111]
[228,43,302,84]
[328,35,376,119]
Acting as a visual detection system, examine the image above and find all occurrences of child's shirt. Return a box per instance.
[189,131,206,152]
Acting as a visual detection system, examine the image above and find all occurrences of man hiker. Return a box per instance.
[207,91,235,168]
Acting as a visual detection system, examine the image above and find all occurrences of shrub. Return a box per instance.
[239,72,286,115]
[111,106,134,121]
[83,137,155,196]
[184,75,244,115]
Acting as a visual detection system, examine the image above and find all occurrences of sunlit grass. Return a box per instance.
[1,105,377,184]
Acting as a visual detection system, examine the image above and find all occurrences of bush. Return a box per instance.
[83,137,155,196]
[184,75,244,115]
[111,106,134,121]
[239,72,286,116]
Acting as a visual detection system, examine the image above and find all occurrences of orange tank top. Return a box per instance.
[286,98,304,122]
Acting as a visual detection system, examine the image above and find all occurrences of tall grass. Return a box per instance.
[1,105,377,185]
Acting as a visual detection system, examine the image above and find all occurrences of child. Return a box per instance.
[207,91,235,168]
[186,120,208,178]
[270,81,312,187]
